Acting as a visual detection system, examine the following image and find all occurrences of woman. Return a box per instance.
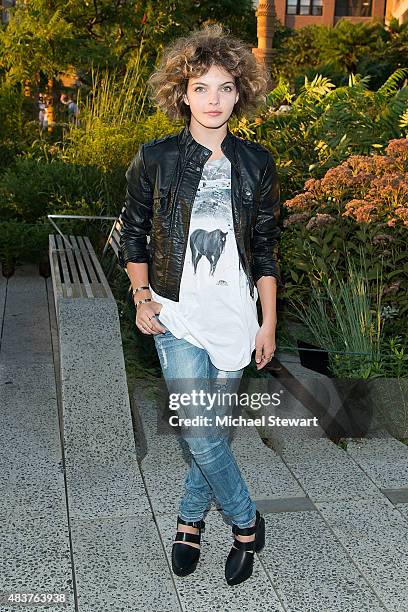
[119,24,282,586]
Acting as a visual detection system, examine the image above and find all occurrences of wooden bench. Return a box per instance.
[101,216,151,281]
[48,214,151,315]
[101,217,123,280]
[49,233,114,321]
[47,222,152,594]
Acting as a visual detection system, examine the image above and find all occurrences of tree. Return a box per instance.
[0,0,256,88]
[0,0,74,85]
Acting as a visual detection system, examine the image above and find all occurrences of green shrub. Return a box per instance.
[63,110,180,172]
[0,81,25,169]
[280,140,408,342]
[288,248,407,378]
[0,158,107,222]
[249,70,408,199]
[0,221,50,266]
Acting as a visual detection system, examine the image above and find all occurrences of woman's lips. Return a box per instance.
[205,111,222,115]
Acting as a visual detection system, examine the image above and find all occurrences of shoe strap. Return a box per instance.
[232,511,259,536]
[177,516,205,530]
[232,523,257,536]
[232,539,255,552]
[175,531,201,545]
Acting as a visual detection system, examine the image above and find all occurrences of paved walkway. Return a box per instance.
[1,266,407,612]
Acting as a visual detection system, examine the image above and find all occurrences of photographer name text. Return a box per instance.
[169,415,319,428]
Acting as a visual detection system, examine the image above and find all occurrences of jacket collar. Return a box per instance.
[178,122,238,171]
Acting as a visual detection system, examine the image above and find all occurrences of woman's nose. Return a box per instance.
[208,92,220,105]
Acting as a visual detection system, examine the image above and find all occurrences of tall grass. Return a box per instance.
[78,63,150,133]
[288,246,384,378]
[60,45,152,194]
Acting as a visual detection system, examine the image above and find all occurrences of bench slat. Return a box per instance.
[55,235,73,298]
[49,235,64,315]
[109,231,120,256]
[75,236,107,298]
[68,235,94,299]
[63,236,85,298]
[82,236,113,299]
[49,231,115,302]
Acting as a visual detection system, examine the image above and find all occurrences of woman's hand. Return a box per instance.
[136,301,167,335]
[254,323,276,370]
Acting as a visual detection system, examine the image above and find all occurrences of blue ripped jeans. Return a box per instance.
[153,316,257,529]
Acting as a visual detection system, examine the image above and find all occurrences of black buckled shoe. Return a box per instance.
[225,510,265,586]
[171,516,206,577]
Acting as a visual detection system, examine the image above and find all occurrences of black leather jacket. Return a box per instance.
[118,124,282,301]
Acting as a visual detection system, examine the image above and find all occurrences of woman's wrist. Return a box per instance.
[132,284,150,296]
[135,298,152,308]
[132,287,152,303]
[261,316,277,330]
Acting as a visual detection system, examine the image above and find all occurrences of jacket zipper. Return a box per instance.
[173,166,203,299]
[165,159,187,284]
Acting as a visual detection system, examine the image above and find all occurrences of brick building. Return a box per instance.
[2,1,408,31]
[253,0,407,27]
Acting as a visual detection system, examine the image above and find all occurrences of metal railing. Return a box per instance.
[47,214,117,250]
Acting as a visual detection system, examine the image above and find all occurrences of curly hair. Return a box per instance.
[147,24,271,122]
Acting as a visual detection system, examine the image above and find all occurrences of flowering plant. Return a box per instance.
[280,138,407,343]
[283,138,408,228]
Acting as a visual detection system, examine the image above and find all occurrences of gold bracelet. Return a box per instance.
[135,298,152,307]
[132,285,150,296]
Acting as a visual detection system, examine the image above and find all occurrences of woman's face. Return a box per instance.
[183,64,239,129]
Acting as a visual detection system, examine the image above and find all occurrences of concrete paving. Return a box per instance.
[0,268,75,612]
[1,265,407,612]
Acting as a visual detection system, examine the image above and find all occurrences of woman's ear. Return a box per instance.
[183,93,190,106]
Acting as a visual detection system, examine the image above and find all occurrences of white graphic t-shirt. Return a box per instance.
[150,155,259,371]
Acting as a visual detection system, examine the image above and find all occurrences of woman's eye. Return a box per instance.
[193,86,233,92]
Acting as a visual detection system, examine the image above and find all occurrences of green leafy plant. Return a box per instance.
[288,247,385,379]
[250,70,408,199]
[1,158,107,222]
[281,139,408,339]
[272,20,408,92]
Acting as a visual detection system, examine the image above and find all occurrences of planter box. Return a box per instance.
[296,340,407,439]
[297,339,330,376]
[368,377,408,439]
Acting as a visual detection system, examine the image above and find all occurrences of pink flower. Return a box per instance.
[395,207,408,222]
[383,282,401,295]
[344,203,378,223]
[373,233,394,245]
[306,213,336,230]
[342,199,366,217]
[304,178,322,194]
[283,212,311,227]
[284,192,316,212]
[385,138,408,162]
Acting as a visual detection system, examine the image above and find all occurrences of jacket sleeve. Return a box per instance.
[118,144,153,269]
[250,151,283,289]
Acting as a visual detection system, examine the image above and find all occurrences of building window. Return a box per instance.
[335,0,372,15]
[287,0,323,15]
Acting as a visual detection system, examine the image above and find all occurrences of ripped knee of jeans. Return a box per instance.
[213,370,237,394]
[159,344,168,370]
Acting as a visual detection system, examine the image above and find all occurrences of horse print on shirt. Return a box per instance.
[190,228,228,275]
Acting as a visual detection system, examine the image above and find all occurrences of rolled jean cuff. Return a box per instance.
[179,513,205,523]
[232,512,257,529]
